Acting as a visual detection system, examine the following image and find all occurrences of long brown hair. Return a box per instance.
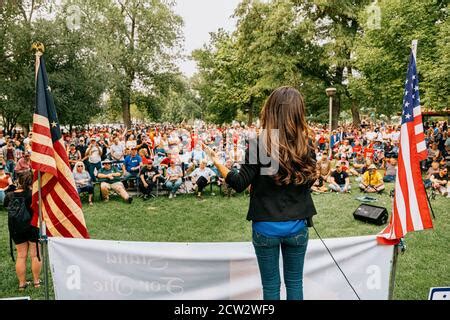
[17,171,33,191]
[260,86,316,185]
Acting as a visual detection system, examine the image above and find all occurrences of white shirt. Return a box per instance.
[110,143,125,161]
[190,167,215,182]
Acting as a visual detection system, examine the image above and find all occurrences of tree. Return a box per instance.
[0,1,108,131]
[76,0,184,128]
[352,0,448,115]
[193,0,371,127]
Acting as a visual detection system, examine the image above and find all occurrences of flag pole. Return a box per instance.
[411,39,436,219]
[32,42,50,300]
[388,39,420,300]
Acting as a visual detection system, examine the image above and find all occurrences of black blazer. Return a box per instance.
[225,139,317,224]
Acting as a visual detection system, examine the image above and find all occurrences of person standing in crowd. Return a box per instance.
[189,159,216,200]
[3,140,16,178]
[204,86,317,300]
[4,171,42,290]
[110,137,125,162]
[73,161,94,206]
[85,138,103,182]
[191,143,206,166]
[68,143,82,170]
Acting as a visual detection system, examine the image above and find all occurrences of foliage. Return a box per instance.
[352,0,449,115]
[0,1,107,131]
[72,0,184,128]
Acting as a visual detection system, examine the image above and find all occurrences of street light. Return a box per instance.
[326,88,337,158]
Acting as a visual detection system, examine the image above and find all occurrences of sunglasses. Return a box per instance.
[77,165,83,167]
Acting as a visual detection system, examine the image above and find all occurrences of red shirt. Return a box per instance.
[191,134,198,150]
[364,146,374,159]
[0,174,10,189]
[319,135,326,144]
[353,145,362,154]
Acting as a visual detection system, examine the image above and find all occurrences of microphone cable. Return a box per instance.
[312,225,361,300]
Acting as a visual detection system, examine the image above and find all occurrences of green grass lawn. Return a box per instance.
[0,181,448,300]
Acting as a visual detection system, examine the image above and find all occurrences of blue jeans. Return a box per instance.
[88,162,102,182]
[165,179,182,194]
[0,190,5,206]
[6,160,15,178]
[252,228,309,300]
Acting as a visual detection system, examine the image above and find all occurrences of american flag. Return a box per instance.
[377,49,433,245]
[30,54,89,238]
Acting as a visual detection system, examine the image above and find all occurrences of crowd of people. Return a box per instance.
[1,118,448,293]
[0,119,449,208]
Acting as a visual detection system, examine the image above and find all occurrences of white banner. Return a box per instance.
[48,235,394,300]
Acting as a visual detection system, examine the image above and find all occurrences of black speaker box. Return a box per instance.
[353,204,388,225]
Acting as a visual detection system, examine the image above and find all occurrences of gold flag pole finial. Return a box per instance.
[31,42,45,56]
[32,42,44,78]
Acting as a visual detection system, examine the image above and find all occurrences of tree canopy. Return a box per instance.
[0,0,448,129]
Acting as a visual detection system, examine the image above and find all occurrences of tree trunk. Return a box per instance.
[332,95,340,130]
[122,95,131,129]
[347,65,361,127]
[247,97,254,126]
[351,99,361,127]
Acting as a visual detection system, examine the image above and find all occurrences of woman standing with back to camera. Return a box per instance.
[204,86,317,300]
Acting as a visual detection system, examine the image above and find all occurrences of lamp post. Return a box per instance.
[326,88,337,158]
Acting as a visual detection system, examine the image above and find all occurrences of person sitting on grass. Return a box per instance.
[424,161,441,188]
[73,161,94,206]
[164,160,183,199]
[317,151,331,183]
[359,164,385,194]
[311,169,328,193]
[351,152,366,177]
[430,167,448,197]
[383,157,398,183]
[139,160,161,201]
[328,163,351,193]
[97,159,132,204]
[189,159,216,200]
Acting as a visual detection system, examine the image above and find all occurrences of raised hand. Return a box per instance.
[202,142,217,160]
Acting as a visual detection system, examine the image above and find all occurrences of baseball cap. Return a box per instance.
[102,159,112,165]
[368,164,377,170]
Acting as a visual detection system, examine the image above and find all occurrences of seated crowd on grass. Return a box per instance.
[0,119,449,207]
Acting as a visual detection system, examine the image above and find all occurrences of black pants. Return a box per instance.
[139,180,156,195]
[196,176,209,193]
[78,185,94,195]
